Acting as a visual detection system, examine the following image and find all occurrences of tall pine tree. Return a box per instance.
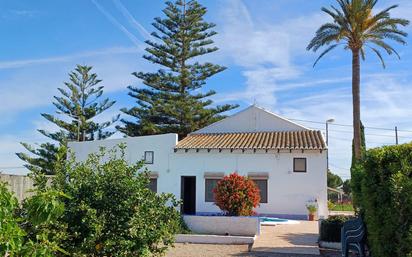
[118,0,237,139]
[17,65,119,174]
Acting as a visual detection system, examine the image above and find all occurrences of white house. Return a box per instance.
[68,105,328,219]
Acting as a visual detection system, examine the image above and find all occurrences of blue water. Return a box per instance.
[259,217,290,223]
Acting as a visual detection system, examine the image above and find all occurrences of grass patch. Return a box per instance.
[331,203,354,211]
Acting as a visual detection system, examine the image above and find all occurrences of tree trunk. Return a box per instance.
[352,49,362,161]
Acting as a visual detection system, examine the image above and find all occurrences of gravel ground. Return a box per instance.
[165,243,341,257]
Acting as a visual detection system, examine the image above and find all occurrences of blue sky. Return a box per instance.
[1,0,412,179]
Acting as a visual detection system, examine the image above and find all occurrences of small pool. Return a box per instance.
[259,217,300,225]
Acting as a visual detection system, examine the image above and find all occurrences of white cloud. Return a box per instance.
[9,9,39,18]
[0,47,140,70]
[213,0,327,107]
[387,0,412,28]
[216,0,290,68]
[91,0,143,47]
[113,0,152,40]
[210,0,412,180]
[1,9,40,20]
[0,103,124,175]
[0,132,45,175]
[2,0,412,179]
[214,67,301,108]
[0,48,142,174]
[278,73,412,179]
[0,46,145,121]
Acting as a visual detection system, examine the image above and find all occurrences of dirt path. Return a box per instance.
[253,221,320,255]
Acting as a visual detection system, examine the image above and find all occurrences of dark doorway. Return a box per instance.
[181,176,196,215]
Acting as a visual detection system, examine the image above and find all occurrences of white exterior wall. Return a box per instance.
[68,133,178,176]
[170,149,328,218]
[194,105,308,134]
[68,134,328,219]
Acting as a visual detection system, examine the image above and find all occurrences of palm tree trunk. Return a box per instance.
[352,49,361,161]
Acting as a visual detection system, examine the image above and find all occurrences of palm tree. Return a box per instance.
[307,0,409,161]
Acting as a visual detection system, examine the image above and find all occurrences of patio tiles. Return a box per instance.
[252,221,320,255]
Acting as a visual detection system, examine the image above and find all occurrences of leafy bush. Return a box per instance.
[48,145,182,256]
[213,173,260,216]
[0,182,67,256]
[327,200,335,210]
[0,181,23,255]
[320,215,352,242]
[327,170,343,188]
[353,143,412,257]
[2,145,184,257]
[342,179,351,195]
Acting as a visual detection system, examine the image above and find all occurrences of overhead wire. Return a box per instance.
[289,118,412,140]
[293,117,412,178]
[288,117,412,133]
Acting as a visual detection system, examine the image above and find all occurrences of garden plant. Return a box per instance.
[352,143,412,257]
[1,145,184,257]
[213,173,260,216]
[0,182,67,257]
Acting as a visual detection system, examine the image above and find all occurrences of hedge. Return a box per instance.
[352,143,412,257]
[320,215,353,242]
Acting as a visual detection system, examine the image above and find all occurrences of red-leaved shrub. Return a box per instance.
[213,173,260,216]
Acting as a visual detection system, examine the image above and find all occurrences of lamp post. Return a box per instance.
[326,118,335,172]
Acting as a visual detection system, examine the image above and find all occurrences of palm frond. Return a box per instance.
[328,6,351,31]
[371,19,410,32]
[367,46,386,68]
[336,0,351,20]
[360,47,366,60]
[317,23,341,33]
[370,39,401,59]
[380,32,407,45]
[370,5,398,24]
[307,31,341,51]
[308,0,409,68]
[313,44,339,67]
[321,7,340,21]
[370,27,408,37]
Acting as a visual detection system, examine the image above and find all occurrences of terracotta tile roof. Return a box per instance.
[175,130,326,151]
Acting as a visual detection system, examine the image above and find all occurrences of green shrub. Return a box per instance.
[353,143,412,257]
[0,182,67,256]
[49,145,182,256]
[2,145,184,257]
[213,173,260,216]
[327,200,335,210]
[0,181,23,256]
[320,215,352,242]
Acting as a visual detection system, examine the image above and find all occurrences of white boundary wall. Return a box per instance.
[175,234,256,247]
[0,174,35,202]
[183,215,260,236]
